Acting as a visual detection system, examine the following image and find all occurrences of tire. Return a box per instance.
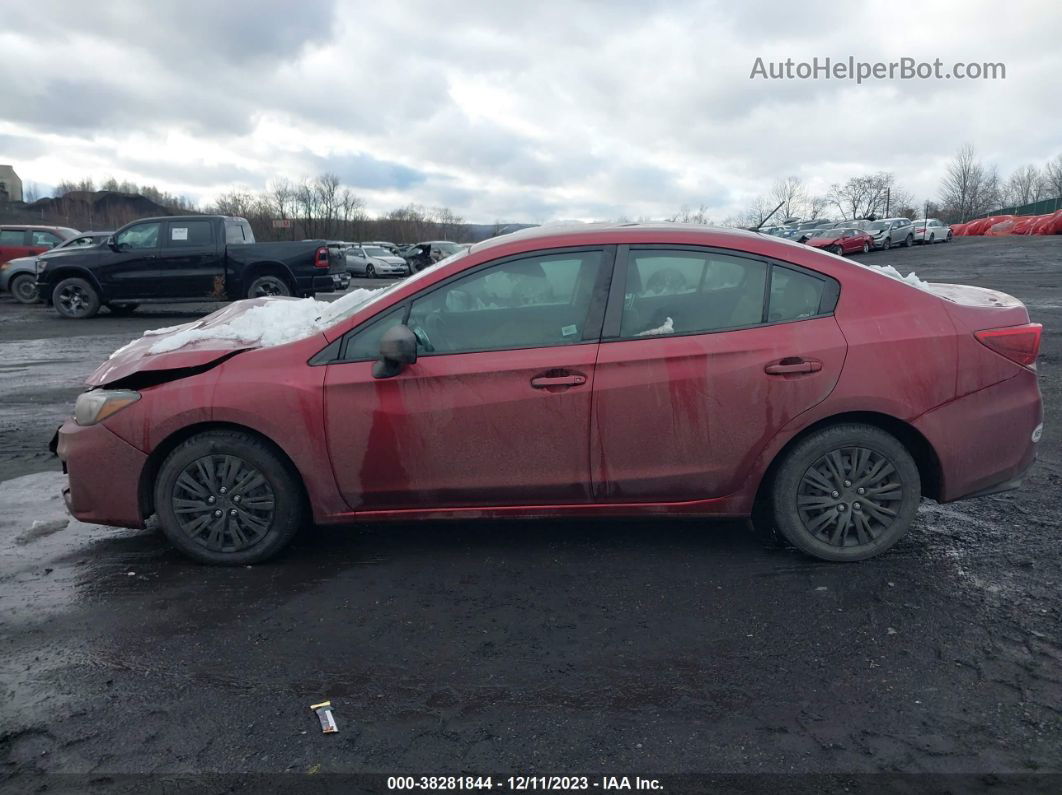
[904,234,913,248]
[830,245,844,256]
[107,303,139,316]
[365,264,376,279]
[929,233,935,243]
[769,423,921,562]
[946,231,953,242]
[9,273,39,304]
[881,237,891,251]
[861,242,870,254]
[53,276,101,319]
[246,274,291,299]
[154,430,305,565]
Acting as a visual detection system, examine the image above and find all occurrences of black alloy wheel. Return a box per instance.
[172,454,276,554]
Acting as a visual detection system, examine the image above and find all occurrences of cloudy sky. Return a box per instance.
[1,0,1059,222]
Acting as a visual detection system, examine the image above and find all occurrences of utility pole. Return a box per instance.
[885,187,891,218]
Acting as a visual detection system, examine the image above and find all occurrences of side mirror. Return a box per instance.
[107,236,120,251]
[372,324,418,378]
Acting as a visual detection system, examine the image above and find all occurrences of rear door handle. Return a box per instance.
[531,373,587,389]
[765,358,822,375]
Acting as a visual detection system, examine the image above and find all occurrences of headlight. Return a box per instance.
[74,389,140,426]
[35,258,46,274]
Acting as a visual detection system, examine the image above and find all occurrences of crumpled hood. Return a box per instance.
[86,299,278,387]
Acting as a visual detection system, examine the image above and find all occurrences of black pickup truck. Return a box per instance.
[36,215,342,318]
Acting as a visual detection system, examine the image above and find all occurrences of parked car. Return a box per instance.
[1,231,111,304]
[404,240,464,272]
[805,227,874,255]
[914,218,953,244]
[0,224,79,264]
[36,215,342,318]
[362,240,400,255]
[864,218,914,250]
[55,224,1042,566]
[346,245,410,278]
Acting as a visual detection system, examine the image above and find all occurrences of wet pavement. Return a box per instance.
[1,244,1060,788]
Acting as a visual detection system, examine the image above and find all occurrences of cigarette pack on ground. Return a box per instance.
[310,700,338,733]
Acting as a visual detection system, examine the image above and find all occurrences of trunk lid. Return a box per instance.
[923,283,1030,330]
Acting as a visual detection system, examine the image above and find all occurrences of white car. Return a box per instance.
[345,245,409,278]
[913,218,953,244]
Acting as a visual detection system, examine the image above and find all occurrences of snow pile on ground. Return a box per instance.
[865,264,929,289]
[121,289,377,357]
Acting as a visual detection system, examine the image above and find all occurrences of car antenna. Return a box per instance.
[753,201,785,231]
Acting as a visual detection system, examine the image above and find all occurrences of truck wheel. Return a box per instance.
[247,275,291,299]
[9,273,39,304]
[53,277,101,319]
[107,303,139,316]
[770,423,921,562]
[154,430,305,565]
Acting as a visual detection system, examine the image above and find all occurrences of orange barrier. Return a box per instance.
[958,210,1062,236]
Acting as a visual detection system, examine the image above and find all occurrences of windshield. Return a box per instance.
[435,242,461,255]
[363,246,389,257]
[809,230,835,238]
[867,221,889,231]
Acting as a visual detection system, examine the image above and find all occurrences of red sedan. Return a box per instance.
[56,225,1043,564]
[805,227,874,255]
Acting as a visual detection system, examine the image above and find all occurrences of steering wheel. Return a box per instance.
[410,313,441,352]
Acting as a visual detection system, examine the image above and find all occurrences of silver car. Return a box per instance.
[864,217,915,250]
[913,218,953,244]
[0,231,111,304]
[345,244,410,278]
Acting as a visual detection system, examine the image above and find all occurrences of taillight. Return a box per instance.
[974,323,1042,368]
[314,246,329,269]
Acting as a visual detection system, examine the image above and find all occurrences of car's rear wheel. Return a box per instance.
[247,274,291,299]
[365,264,376,279]
[770,423,921,561]
[9,273,39,304]
[106,303,139,315]
[53,277,101,319]
[155,430,305,565]
[904,234,914,247]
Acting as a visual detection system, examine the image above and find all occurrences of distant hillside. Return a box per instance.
[4,191,179,230]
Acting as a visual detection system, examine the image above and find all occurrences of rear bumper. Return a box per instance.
[914,369,1043,502]
[55,420,147,528]
[296,273,338,294]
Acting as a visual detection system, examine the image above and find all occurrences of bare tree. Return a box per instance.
[667,204,713,224]
[939,144,985,222]
[1005,164,1046,208]
[827,173,895,219]
[771,177,807,222]
[1043,154,1062,200]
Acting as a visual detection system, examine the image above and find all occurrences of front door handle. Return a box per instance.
[531,373,587,389]
[765,357,822,375]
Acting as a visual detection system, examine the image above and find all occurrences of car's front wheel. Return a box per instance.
[9,273,39,304]
[769,423,921,561]
[53,276,101,319]
[154,430,305,565]
[861,242,870,254]
[830,244,844,255]
[881,237,891,250]
[365,264,376,279]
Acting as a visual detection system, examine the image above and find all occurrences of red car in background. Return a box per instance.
[805,227,874,256]
[0,224,79,263]
[55,225,1042,565]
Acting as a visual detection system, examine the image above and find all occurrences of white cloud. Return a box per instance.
[0,0,1059,222]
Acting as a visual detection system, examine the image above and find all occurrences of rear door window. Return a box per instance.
[619,250,767,338]
[767,266,826,323]
[165,220,213,248]
[0,229,24,245]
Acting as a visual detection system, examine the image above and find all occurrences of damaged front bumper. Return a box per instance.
[53,420,148,528]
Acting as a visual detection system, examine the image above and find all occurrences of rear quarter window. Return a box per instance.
[768,266,828,323]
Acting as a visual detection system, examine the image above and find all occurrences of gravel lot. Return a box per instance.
[1,240,1060,790]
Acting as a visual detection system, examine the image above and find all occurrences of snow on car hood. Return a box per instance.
[90,289,376,387]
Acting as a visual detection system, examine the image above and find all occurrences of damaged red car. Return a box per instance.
[55,225,1043,564]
